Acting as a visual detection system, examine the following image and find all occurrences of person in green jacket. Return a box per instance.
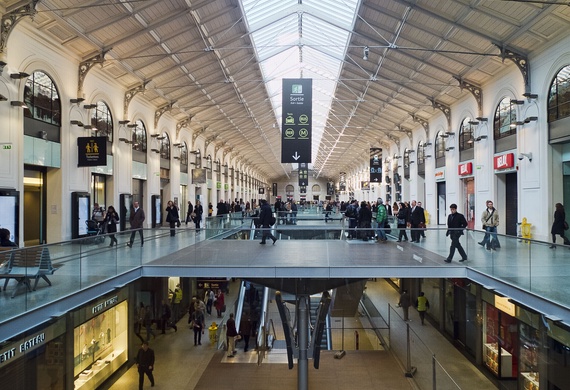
[416,292,430,326]
[375,198,387,242]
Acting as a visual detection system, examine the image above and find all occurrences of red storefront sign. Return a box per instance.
[458,162,472,176]
[494,153,515,170]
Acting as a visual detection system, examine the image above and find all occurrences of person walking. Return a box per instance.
[396,202,409,242]
[127,201,145,247]
[160,299,177,333]
[185,201,194,225]
[226,313,238,357]
[165,200,179,237]
[398,289,411,321]
[169,284,182,323]
[259,199,277,245]
[239,312,252,352]
[445,203,468,263]
[194,200,204,232]
[415,292,430,326]
[358,200,372,241]
[478,200,500,250]
[215,289,225,318]
[205,289,215,315]
[550,202,570,248]
[409,200,426,243]
[103,205,119,246]
[191,307,205,345]
[136,341,155,390]
[375,198,387,242]
[143,305,156,341]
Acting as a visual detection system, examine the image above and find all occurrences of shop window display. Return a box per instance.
[519,323,539,390]
[74,301,128,389]
[483,303,518,378]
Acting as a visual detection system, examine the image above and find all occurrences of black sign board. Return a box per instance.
[298,163,309,187]
[259,187,265,195]
[370,147,383,183]
[77,136,107,167]
[300,186,306,194]
[282,78,312,163]
[272,183,278,196]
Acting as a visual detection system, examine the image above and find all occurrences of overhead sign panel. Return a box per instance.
[298,163,309,187]
[282,79,312,164]
[370,148,383,183]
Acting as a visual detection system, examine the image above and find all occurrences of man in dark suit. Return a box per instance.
[445,204,468,263]
[127,201,146,247]
[259,199,277,245]
[409,200,426,243]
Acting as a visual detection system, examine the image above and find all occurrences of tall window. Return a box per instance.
[493,97,517,139]
[160,132,170,160]
[459,117,474,151]
[180,142,188,173]
[435,132,446,158]
[131,120,147,152]
[194,150,201,168]
[548,64,570,122]
[23,71,61,126]
[417,141,425,164]
[90,101,113,142]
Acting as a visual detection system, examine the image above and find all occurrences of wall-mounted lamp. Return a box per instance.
[150,148,160,153]
[524,116,538,123]
[475,117,488,122]
[156,135,166,140]
[118,137,131,144]
[468,121,479,125]
[38,130,47,140]
[363,46,369,61]
[474,135,488,142]
[70,120,84,127]
[424,155,432,158]
[10,72,29,79]
[407,149,415,153]
[190,150,200,154]
[127,123,138,128]
[424,142,432,146]
[518,152,532,162]
[522,93,538,99]
[10,101,27,108]
[84,125,95,131]
[172,142,181,147]
[0,94,7,102]
[510,99,524,105]
[439,133,449,138]
[83,104,97,109]
[467,137,475,144]
[118,120,130,125]
[445,131,455,136]
[408,161,415,164]
[510,121,525,128]
[173,156,180,160]
[70,98,85,104]
[445,146,455,151]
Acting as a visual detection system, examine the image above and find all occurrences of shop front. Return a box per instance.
[73,290,129,390]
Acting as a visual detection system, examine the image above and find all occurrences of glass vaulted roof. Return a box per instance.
[240,0,361,168]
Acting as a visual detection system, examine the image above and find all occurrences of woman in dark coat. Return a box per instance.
[185,201,194,225]
[166,201,179,237]
[104,205,119,246]
[550,202,570,248]
[397,202,409,242]
[357,201,372,241]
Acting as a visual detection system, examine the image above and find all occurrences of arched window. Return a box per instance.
[417,141,425,164]
[131,120,147,153]
[435,132,446,158]
[312,184,321,193]
[23,71,61,126]
[493,97,517,139]
[180,142,188,173]
[90,101,113,142]
[403,148,411,180]
[160,132,170,160]
[548,64,570,122]
[459,117,474,151]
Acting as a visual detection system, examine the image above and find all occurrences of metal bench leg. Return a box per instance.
[11,278,32,298]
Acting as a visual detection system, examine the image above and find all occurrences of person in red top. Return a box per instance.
[215,289,225,318]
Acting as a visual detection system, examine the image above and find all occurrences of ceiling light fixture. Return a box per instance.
[363,46,369,61]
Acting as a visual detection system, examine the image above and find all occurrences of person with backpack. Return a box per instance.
[375,198,387,242]
[345,199,358,239]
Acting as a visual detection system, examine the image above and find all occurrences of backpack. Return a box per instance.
[345,205,356,218]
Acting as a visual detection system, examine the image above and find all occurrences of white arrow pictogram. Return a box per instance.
[292,152,300,160]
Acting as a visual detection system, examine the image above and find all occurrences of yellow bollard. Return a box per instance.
[521,217,532,243]
[209,322,218,344]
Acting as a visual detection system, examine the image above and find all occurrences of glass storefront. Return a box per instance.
[482,301,518,378]
[73,298,128,390]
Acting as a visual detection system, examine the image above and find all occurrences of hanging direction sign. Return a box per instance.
[282,79,312,163]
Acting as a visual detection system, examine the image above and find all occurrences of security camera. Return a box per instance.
[518,153,524,161]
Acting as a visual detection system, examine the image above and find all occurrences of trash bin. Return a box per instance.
[209,322,218,344]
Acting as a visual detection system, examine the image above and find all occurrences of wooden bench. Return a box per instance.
[0,246,58,298]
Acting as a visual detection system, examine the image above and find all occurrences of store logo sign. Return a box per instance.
[494,153,514,170]
[458,162,472,176]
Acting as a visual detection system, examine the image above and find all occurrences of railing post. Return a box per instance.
[404,322,417,377]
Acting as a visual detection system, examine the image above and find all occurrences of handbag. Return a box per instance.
[222,304,226,313]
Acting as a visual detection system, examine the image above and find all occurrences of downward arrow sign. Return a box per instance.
[292,152,300,160]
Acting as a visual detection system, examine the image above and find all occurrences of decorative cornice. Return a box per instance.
[454,76,483,116]
[176,116,192,140]
[411,114,429,140]
[495,44,529,91]
[154,102,175,129]
[124,81,150,118]
[428,98,451,131]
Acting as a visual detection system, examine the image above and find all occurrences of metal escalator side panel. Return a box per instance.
[275,291,295,369]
